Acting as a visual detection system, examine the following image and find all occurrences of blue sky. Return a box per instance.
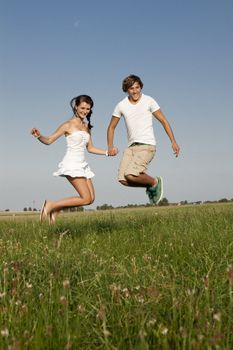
[1,0,233,211]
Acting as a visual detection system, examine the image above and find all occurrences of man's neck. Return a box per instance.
[128,93,142,105]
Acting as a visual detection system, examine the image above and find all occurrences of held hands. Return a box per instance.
[31,128,41,139]
[172,142,180,157]
[108,146,118,156]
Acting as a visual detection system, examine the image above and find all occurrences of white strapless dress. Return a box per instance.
[53,130,94,179]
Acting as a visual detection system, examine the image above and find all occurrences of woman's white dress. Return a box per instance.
[53,130,94,179]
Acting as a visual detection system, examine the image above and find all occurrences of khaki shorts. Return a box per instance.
[118,144,156,181]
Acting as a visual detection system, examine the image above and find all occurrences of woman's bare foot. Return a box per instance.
[40,200,48,223]
[40,200,55,223]
[49,210,60,225]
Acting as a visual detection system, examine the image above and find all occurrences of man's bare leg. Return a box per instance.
[119,173,157,188]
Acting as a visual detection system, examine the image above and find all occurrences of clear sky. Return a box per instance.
[1,0,233,211]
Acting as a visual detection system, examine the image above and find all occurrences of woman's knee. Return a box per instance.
[82,195,95,205]
[81,195,92,206]
[90,196,95,204]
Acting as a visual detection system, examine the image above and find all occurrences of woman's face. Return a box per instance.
[75,102,91,119]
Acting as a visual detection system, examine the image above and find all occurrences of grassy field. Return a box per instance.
[0,203,232,349]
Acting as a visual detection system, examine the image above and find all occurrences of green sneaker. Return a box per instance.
[146,177,163,205]
[146,187,154,204]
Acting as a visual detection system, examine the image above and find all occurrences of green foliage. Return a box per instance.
[218,198,228,203]
[158,197,169,206]
[63,206,84,212]
[96,203,114,210]
[0,204,233,349]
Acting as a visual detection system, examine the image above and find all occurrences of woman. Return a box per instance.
[31,95,115,224]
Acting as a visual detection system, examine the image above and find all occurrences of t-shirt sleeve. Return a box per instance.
[149,97,160,113]
[112,103,122,118]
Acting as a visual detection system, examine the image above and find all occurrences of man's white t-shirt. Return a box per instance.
[112,94,160,146]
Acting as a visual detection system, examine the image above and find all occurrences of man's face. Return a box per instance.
[127,82,142,102]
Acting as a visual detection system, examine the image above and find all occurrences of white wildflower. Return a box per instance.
[63,279,70,289]
[160,326,168,335]
[213,312,221,322]
[1,328,9,337]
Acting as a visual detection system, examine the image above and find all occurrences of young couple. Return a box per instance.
[31,74,180,224]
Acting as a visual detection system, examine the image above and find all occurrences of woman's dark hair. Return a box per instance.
[122,74,143,92]
[70,95,94,129]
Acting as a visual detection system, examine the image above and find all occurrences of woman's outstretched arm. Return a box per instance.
[31,122,68,145]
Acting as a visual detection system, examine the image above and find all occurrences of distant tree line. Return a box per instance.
[97,197,169,210]
[21,207,84,212]
[2,197,233,212]
[23,207,37,212]
[63,207,84,212]
[96,197,233,211]
[180,198,233,206]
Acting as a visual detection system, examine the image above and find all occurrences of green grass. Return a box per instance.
[0,204,233,349]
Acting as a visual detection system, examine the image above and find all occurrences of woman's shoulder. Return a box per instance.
[57,119,76,136]
[64,118,79,130]
[55,120,71,133]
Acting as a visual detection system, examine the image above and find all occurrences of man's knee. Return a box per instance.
[119,179,128,186]
[125,174,137,182]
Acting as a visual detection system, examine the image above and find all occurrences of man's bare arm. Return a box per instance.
[153,109,180,157]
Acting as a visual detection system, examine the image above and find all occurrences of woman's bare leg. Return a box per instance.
[42,176,93,223]
[86,179,95,203]
[50,179,95,224]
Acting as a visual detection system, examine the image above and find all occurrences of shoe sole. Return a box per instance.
[154,177,163,205]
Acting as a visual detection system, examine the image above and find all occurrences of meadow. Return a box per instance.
[0,203,232,349]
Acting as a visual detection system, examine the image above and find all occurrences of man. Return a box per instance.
[107,74,180,204]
